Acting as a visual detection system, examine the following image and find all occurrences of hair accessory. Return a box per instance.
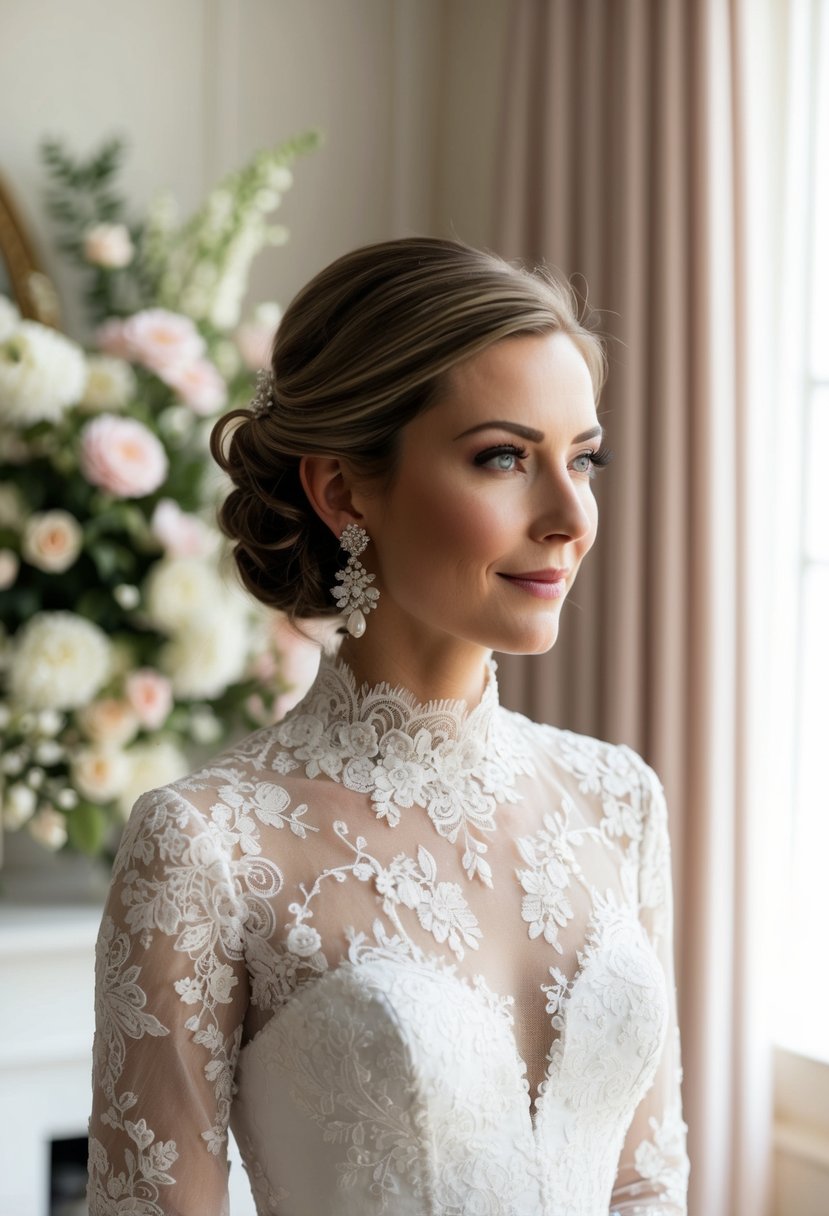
[331,523,379,638]
[250,369,275,418]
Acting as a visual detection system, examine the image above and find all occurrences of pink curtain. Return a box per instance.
[494,3,774,1214]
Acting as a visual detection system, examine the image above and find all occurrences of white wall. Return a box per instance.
[0,0,509,339]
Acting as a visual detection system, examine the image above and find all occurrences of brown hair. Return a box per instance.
[210,237,605,621]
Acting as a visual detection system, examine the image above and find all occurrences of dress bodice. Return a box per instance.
[87,652,689,1215]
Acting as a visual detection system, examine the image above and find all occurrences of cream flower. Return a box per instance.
[83,223,135,268]
[79,354,136,411]
[143,555,227,631]
[124,668,173,730]
[2,782,37,829]
[78,697,140,747]
[161,613,248,698]
[28,807,68,851]
[162,357,227,415]
[0,321,87,427]
[79,414,168,498]
[21,510,83,573]
[117,740,188,819]
[9,612,111,710]
[0,549,19,590]
[71,745,130,801]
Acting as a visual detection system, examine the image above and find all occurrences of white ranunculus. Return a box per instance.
[0,321,87,427]
[117,740,189,820]
[71,746,130,801]
[161,611,249,699]
[144,556,228,632]
[0,295,20,340]
[9,612,111,710]
[21,510,83,573]
[80,355,136,412]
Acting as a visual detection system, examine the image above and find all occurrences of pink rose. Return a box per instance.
[150,499,215,558]
[79,414,168,498]
[162,357,227,415]
[96,309,205,374]
[125,668,173,730]
[83,223,134,269]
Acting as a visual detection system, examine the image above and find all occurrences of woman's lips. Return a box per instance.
[498,569,570,600]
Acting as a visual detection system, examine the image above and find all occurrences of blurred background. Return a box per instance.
[0,2,826,1215]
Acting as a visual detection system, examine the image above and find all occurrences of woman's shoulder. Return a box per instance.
[499,704,660,803]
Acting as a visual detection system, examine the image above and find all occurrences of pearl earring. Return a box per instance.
[330,523,379,638]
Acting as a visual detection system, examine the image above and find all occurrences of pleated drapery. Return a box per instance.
[493,4,776,1215]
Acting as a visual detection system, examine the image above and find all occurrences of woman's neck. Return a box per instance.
[336,627,492,709]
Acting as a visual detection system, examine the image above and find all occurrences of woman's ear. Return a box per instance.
[299,455,364,541]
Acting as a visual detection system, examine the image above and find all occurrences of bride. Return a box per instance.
[87,237,689,1215]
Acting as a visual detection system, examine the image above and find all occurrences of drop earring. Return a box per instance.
[330,523,380,638]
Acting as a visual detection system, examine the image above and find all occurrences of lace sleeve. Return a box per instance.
[609,762,690,1215]
[86,785,249,1216]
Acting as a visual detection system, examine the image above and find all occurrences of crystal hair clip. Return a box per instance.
[250,369,276,417]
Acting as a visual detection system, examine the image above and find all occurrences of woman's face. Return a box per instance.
[355,331,604,658]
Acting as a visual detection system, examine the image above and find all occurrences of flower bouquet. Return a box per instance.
[0,132,321,860]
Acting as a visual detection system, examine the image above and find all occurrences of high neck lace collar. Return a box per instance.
[306,651,501,746]
[273,652,535,885]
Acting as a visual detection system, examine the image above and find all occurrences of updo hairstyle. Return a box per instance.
[210,237,605,622]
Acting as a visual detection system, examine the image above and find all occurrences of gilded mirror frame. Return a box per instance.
[0,173,61,328]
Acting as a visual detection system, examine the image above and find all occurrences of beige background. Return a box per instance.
[0,0,509,339]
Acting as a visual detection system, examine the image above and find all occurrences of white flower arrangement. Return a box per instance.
[0,133,321,859]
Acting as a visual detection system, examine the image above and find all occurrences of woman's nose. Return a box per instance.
[531,475,594,542]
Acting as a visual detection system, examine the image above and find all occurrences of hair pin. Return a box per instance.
[250,369,276,417]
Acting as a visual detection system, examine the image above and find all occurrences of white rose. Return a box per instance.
[28,807,68,851]
[21,510,83,573]
[117,741,189,819]
[286,924,322,958]
[0,294,20,340]
[0,549,19,590]
[80,355,136,411]
[161,611,248,699]
[3,782,37,829]
[0,321,87,427]
[144,556,228,631]
[71,746,130,801]
[83,223,134,269]
[9,612,111,710]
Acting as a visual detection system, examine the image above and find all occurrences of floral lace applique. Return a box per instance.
[273,655,535,885]
[515,798,603,952]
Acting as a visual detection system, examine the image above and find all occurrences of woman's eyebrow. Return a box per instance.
[453,421,544,442]
[453,421,604,444]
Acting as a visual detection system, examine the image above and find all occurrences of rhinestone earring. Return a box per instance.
[330,523,379,638]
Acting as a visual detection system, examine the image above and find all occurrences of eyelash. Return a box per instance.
[473,443,614,476]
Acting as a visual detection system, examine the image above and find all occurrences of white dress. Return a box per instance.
[87,652,690,1215]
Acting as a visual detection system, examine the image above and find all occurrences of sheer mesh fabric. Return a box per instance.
[88,652,689,1215]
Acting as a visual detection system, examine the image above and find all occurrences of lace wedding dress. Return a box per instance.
[87,652,689,1215]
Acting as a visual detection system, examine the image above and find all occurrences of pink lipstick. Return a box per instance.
[498,568,570,600]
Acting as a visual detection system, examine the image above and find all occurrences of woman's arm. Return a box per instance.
[610,762,690,1215]
[87,785,250,1216]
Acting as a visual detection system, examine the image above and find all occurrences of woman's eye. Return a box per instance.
[571,453,593,474]
[473,445,528,472]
